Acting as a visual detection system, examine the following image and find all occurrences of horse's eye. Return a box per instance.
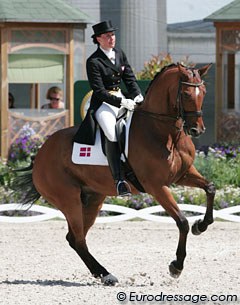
[183,92,191,99]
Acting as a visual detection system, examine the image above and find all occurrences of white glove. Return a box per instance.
[134,94,144,104]
[120,98,136,111]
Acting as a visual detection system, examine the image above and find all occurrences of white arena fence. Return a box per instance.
[0,203,239,223]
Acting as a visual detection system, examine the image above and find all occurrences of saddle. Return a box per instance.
[72,108,145,193]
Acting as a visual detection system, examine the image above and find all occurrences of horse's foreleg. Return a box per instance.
[65,191,118,286]
[177,165,215,235]
[153,186,189,278]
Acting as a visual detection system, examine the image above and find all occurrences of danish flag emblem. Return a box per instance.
[79,147,91,157]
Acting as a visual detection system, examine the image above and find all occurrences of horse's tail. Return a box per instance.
[10,157,41,206]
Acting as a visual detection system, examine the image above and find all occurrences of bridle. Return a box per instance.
[135,78,205,128]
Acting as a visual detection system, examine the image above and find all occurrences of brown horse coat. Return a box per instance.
[15,64,215,285]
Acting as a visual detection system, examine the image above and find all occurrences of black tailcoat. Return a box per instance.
[87,47,141,111]
[74,47,141,144]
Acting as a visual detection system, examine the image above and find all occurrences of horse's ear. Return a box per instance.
[198,64,212,77]
[177,63,189,79]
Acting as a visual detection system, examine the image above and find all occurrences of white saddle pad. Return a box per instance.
[72,111,133,165]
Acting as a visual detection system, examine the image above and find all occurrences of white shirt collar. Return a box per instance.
[100,47,115,60]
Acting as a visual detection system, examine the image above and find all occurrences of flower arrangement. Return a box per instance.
[8,124,45,163]
[105,193,158,210]
[0,124,46,205]
[194,144,240,188]
[136,53,195,80]
[171,185,240,210]
[136,53,173,80]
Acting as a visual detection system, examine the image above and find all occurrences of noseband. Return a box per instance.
[178,80,204,119]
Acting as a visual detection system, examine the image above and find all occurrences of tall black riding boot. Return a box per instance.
[105,139,131,196]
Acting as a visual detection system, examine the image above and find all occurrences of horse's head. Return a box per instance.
[141,63,212,138]
[177,63,212,137]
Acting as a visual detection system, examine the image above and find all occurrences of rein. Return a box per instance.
[135,109,179,122]
[134,109,184,132]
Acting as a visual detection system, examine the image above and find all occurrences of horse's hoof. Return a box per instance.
[101,274,119,286]
[191,219,202,235]
[169,261,182,278]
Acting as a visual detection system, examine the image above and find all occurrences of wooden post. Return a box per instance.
[66,27,74,126]
[35,84,40,109]
[0,27,9,159]
[227,53,235,109]
[30,84,40,109]
[215,24,223,142]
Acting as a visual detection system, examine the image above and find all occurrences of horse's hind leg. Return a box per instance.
[65,190,118,286]
[177,165,215,235]
[152,186,189,278]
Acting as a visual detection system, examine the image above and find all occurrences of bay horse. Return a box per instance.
[13,63,215,285]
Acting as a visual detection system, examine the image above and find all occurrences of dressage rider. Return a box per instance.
[77,20,144,196]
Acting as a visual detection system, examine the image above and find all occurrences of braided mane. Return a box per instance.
[145,63,177,95]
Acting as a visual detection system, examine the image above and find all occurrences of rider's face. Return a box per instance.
[97,32,116,50]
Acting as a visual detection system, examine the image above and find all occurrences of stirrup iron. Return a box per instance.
[116,180,131,197]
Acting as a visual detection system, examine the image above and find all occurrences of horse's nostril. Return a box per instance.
[190,128,199,137]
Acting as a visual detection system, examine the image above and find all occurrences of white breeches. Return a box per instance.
[95,102,119,141]
[95,91,125,142]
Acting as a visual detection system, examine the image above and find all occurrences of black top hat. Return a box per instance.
[91,20,118,38]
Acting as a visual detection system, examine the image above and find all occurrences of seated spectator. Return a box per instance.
[9,92,15,109]
[41,86,64,109]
